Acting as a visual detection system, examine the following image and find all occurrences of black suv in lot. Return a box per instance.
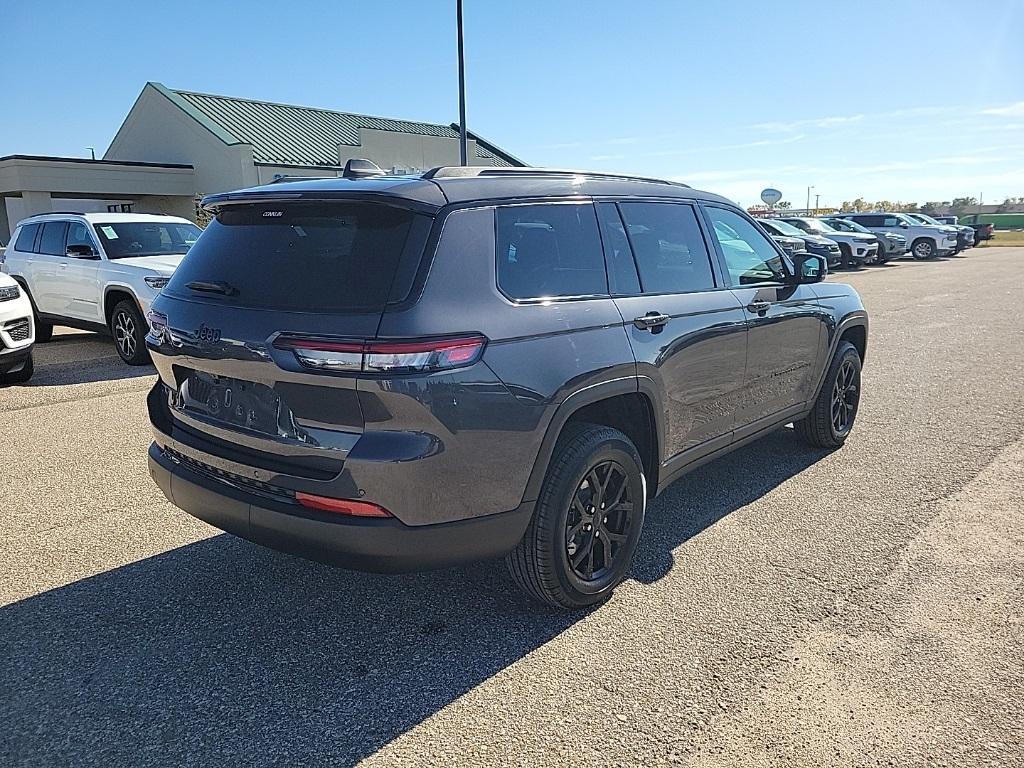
[146,165,868,609]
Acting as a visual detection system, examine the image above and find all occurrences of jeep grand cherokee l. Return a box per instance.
[146,164,868,609]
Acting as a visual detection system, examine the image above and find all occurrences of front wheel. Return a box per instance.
[911,238,936,260]
[110,299,150,365]
[796,341,862,449]
[506,424,646,609]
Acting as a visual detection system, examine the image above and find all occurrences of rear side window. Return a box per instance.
[617,202,716,294]
[14,223,40,252]
[496,203,607,299]
[38,221,69,256]
[165,203,422,313]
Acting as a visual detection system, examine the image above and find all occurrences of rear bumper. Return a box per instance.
[148,442,534,573]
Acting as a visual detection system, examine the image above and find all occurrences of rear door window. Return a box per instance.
[14,223,40,253]
[38,221,69,256]
[165,203,425,313]
[495,203,607,299]
[616,202,716,294]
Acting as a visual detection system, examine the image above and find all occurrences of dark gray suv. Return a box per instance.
[145,165,868,609]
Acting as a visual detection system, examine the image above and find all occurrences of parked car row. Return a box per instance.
[753,209,974,267]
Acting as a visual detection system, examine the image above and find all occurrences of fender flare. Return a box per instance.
[102,283,144,322]
[520,375,664,504]
[8,275,40,315]
[809,311,868,402]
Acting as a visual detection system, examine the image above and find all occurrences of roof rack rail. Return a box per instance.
[267,175,336,184]
[25,210,84,217]
[422,166,690,188]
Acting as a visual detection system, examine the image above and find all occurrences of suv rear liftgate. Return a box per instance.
[146,198,535,570]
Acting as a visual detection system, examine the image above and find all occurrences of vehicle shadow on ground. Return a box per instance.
[24,332,154,386]
[0,430,826,766]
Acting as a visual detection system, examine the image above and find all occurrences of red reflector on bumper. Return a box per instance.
[295,493,393,518]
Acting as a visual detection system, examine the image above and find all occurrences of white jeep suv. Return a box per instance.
[1,213,201,364]
[833,212,958,260]
[0,270,35,384]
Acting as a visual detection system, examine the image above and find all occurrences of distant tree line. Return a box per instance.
[839,196,1024,214]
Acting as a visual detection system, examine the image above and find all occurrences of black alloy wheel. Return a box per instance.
[506,423,646,609]
[565,460,634,582]
[830,358,860,436]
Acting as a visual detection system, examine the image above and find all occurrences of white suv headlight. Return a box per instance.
[144,276,170,289]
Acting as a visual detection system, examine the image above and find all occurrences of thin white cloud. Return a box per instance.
[752,114,864,133]
[980,101,1024,117]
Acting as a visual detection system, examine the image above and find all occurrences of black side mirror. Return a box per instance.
[791,253,827,284]
[66,244,98,259]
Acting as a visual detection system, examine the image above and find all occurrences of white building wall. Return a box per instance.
[104,84,258,196]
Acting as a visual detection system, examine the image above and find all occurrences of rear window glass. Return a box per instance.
[38,221,69,256]
[165,203,421,313]
[93,221,202,259]
[496,203,607,299]
[14,223,40,252]
[617,202,716,294]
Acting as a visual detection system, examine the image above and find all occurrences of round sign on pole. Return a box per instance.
[761,188,783,206]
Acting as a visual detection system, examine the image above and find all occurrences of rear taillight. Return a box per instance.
[295,492,393,518]
[273,335,486,374]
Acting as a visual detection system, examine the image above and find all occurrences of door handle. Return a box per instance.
[633,312,671,332]
[746,299,771,314]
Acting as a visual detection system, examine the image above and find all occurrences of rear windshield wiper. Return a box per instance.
[185,280,238,296]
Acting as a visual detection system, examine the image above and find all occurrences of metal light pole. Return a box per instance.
[815,193,820,212]
[87,146,96,160]
[456,0,468,166]
[806,185,814,213]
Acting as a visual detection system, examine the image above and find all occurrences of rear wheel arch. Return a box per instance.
[524,383,661,505]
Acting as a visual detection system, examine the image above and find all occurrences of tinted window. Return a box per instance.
[496,203,607,299]
[596,202,640,295]
[93,221,201,259]
[166,203,422,313]
[705,206,787,286]
[617,203,715,294]
[14,223,40,252]
[38,221,69,256]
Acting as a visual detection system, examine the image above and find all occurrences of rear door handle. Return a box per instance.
[746,300,771,314]
[633,312,671,331]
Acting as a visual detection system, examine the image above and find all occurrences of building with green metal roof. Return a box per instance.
[0,82,525,238]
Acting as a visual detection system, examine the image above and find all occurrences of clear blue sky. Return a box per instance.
[3,0,1022,207]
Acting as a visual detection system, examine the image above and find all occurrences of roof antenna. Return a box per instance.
[342,158,384,179]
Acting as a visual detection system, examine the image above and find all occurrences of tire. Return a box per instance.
[796,341,862,449]
[506,423,647,609]
[2,351,33,385]
[34,320,53,343]
[109,299,150,365]
[838,243,852,269]
[911,238,936,260]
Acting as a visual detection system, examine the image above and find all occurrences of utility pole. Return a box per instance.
[806,185,814,213]
[456,0,468,166]
[815,193,820,212]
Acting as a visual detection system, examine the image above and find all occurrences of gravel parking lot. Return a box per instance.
[2,248,1022,767]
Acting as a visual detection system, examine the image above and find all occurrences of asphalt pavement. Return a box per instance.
[1,247,1021,767]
